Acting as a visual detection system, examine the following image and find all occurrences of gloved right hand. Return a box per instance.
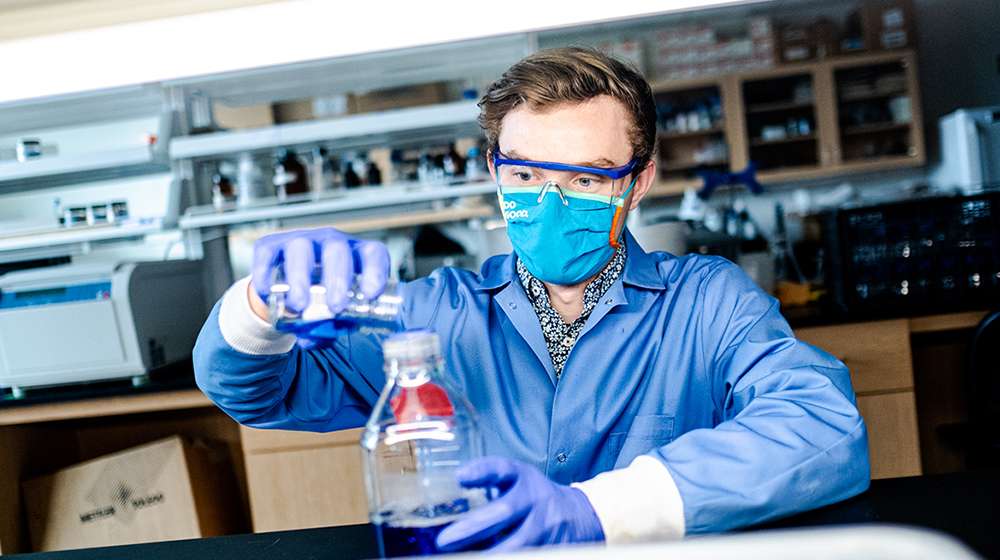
[250,227,390,317]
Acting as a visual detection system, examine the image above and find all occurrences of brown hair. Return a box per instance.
[478,46,657,174]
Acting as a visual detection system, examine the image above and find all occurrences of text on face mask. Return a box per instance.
[502,199,529,220]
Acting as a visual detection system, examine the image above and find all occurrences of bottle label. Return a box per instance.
[391,384,454,423]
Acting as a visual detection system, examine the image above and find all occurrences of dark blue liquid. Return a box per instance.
[379,522,446,557]
[377,522,498,557]
[375,499,496,557]
[275,315,398,339]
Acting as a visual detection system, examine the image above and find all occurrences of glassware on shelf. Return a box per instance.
[273,149,309,201]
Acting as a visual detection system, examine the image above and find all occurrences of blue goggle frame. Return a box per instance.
[493,151,639,180]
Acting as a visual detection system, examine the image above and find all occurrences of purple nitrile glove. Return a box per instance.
[250,227,390,316]
[435,457,605,553]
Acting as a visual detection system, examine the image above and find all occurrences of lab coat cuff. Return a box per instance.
[218,276,296,355]
[573,455,686,544]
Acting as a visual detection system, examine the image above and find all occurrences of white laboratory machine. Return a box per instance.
[935,106,1000,193]
[0,260,206,398]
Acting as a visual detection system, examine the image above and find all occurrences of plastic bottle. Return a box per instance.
[310,147,336,197]
[268,269,402,339]
[361,330,489,557]
[464,146,484,180]
[236,152,267,207]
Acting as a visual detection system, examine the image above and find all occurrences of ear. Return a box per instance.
[487,149,498,183]
[627,160,657,211]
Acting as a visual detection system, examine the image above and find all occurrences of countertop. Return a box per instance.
[7,469,999,560]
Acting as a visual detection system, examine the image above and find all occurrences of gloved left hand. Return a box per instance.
[435,457,605,552]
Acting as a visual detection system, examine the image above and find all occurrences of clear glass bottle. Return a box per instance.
[362,330,488,557]
[268,268,402,339]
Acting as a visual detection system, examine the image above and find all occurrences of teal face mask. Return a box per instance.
[499,179,635,286]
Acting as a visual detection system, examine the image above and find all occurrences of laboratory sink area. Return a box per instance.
[2,0,1000,558]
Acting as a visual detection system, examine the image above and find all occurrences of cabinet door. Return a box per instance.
[651,79,730,192]
[740,70,821,178]
[830,51,925,171]
[856,391,922,479]
[240,426,367,532]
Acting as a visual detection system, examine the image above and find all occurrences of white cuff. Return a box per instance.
[573,455,686,544]
[218,276,297,355]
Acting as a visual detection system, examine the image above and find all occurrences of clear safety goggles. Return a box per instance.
[493,150,639,206]
[494,150,638,248]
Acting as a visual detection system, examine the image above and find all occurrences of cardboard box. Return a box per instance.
[22,436,243,552]
[863,0,917,50]
[272,98,314,124]
[212,102,275,130]
[778,21,815,63]
[348,82,447,115]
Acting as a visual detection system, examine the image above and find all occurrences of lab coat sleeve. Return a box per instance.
[193,276,382,432]
[660,261,869,535]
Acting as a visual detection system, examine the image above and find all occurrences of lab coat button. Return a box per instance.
[509,302,517,309]
[605,299,612,305]
[557,453,567,462]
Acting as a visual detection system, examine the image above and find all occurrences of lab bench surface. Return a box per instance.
[5,469,999,560]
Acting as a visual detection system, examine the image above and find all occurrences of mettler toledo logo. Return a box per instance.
[502,199,529,221]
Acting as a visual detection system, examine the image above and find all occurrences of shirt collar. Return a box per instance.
[476,251,517,292]
[475,228,665,292]
[620,229,667,291]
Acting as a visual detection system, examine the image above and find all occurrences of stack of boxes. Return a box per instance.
[651,17,776,82]
[778,18,842,63]
[597,41,646,76]
[619,0,914,82]
[862,0,916,50]
[777,0,914,63]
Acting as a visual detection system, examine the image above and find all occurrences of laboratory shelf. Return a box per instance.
[169,100,483,160]
[0,220,163,264]
[0,388,212,427]
[0,147,169,193]
[177,180,497,230]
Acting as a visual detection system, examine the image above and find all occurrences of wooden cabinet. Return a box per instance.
[795,318,922,480]
[0,390,249,555]
[239,426,367,532]
[647,50,925,197]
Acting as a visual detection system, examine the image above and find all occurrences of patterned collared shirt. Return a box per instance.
[516,243,627,380]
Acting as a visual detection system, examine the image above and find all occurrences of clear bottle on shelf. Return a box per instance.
[361,329,490,557]
[236,151,270,207]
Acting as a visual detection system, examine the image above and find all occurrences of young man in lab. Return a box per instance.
[194,47,870,550]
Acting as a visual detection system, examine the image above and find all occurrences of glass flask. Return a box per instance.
[268,267,402,340]
[362,330,489,557]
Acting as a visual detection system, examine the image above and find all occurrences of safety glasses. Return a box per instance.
[493,150,638,201]
[494,150,638,248]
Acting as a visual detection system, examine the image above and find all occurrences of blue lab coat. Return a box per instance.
[193,231,869,534]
